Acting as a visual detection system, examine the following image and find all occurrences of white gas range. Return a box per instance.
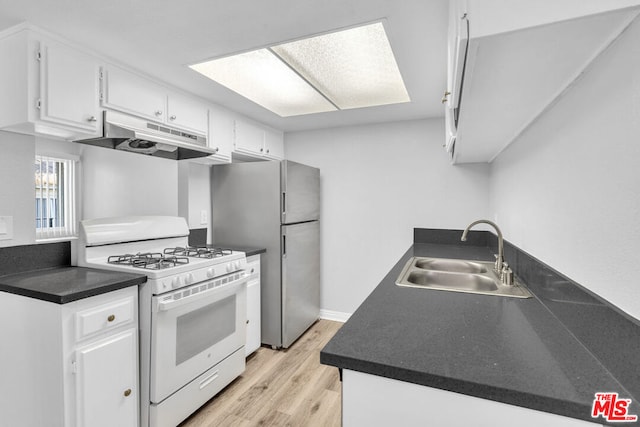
[77,216,248,427]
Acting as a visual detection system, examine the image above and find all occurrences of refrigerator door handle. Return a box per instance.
[282,234,287,258]
[282,192,286,217]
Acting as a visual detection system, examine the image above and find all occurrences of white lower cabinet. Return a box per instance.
[75,328,138,427]
[0,286,138,427]
[245,254,262,356]
[342,369,601,427]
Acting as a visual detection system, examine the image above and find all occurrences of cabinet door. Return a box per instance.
[447,2,469,115]
[264,128,284,160]
[75,328,138,427]
[102,64,166,122]
[234,119,265,156]
[167,92,208,134]
[39,40,100,134]
[245,279,261,356]
[208,104,234,162]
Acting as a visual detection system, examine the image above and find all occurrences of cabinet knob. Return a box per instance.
[441,91,451,104]
[260,148,264,152]
[107,314,115,322]
[170,115,176,121]
[246,320,250,324]
[124,389,132,397]
[155,110,163,116]
[266,149,270,154]
[87,116,97,122]
[214,147,219,153]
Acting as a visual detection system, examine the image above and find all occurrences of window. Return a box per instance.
[35,154,78,240]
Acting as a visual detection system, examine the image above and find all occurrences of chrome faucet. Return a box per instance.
[461,219,512,284]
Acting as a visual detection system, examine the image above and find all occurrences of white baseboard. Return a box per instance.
[319,309,352,323]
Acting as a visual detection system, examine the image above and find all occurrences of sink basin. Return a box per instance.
[406,271,498,292]
[414,258,488,274]
[396,257,532,298]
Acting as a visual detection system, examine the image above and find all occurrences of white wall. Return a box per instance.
[285,119,491,316]
[80,144,179,219]
[178,162,211,242]
[490,18,640,320]
[0,131,35,247]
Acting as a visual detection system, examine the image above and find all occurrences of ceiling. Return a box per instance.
[0,0,448,132]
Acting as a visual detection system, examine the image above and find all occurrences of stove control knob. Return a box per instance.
[185,273,195,285]
[207,268,215,278]
[235,261,242,270]
[226,263,233,273]
[171,277,183,289]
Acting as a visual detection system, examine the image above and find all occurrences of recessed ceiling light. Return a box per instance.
[189,22,410,117]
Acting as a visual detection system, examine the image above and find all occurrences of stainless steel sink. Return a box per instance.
[414,258,488,274]
[396,257,532,298]
[406,271,498,291]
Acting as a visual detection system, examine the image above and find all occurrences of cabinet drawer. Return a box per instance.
[76,296,135,341]
[245,259,260,281]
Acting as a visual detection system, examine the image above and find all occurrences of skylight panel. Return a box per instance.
[271,22,410,110]
[190,22,410,117]
[190,49,336,117]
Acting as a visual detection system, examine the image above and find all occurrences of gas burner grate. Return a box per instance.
[107,252,189,270]
[163,246,233,259]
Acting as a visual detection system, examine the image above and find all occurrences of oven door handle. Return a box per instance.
[154,276,247,312]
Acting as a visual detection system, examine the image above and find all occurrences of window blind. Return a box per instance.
[35,155,77,240]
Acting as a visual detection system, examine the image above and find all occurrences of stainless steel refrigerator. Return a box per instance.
[211,160,320,349]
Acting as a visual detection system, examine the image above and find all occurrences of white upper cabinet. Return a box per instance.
[167,92,208,135]
[206,104,235,163]
[0,26,101,139]
[101,64,208,135]
[234,118,265,155]
[101,64,167,122]
[447,0,640,163]
[39,39,101,133]
[264,128,285,160]
[234,118,284,161]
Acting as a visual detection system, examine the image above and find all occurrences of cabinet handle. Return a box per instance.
[441,91,451,104]
[107,314,115,322]
[170,115,176,120]
[87,116,97,122]
[155,110,163,116]
[124,389,132,397]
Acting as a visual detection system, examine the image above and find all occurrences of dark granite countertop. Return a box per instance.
[0,266,147,304]
[321,239,639,425]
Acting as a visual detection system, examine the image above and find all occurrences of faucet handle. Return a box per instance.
[500,264,514,286]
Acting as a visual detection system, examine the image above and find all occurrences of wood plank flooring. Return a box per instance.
[179,319,343,427]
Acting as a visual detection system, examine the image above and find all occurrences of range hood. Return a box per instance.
[75,110,216,160]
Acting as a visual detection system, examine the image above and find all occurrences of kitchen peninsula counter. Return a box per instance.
[321,229,640,425]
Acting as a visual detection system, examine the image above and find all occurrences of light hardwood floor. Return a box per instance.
[179,319,343,427]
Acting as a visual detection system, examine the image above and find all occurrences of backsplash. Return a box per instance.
[415,228,640,401]
[0,241,71,276]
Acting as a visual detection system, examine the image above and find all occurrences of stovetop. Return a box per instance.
[106,247,235,271]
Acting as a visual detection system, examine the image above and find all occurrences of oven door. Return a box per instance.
[150,273,247,403]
